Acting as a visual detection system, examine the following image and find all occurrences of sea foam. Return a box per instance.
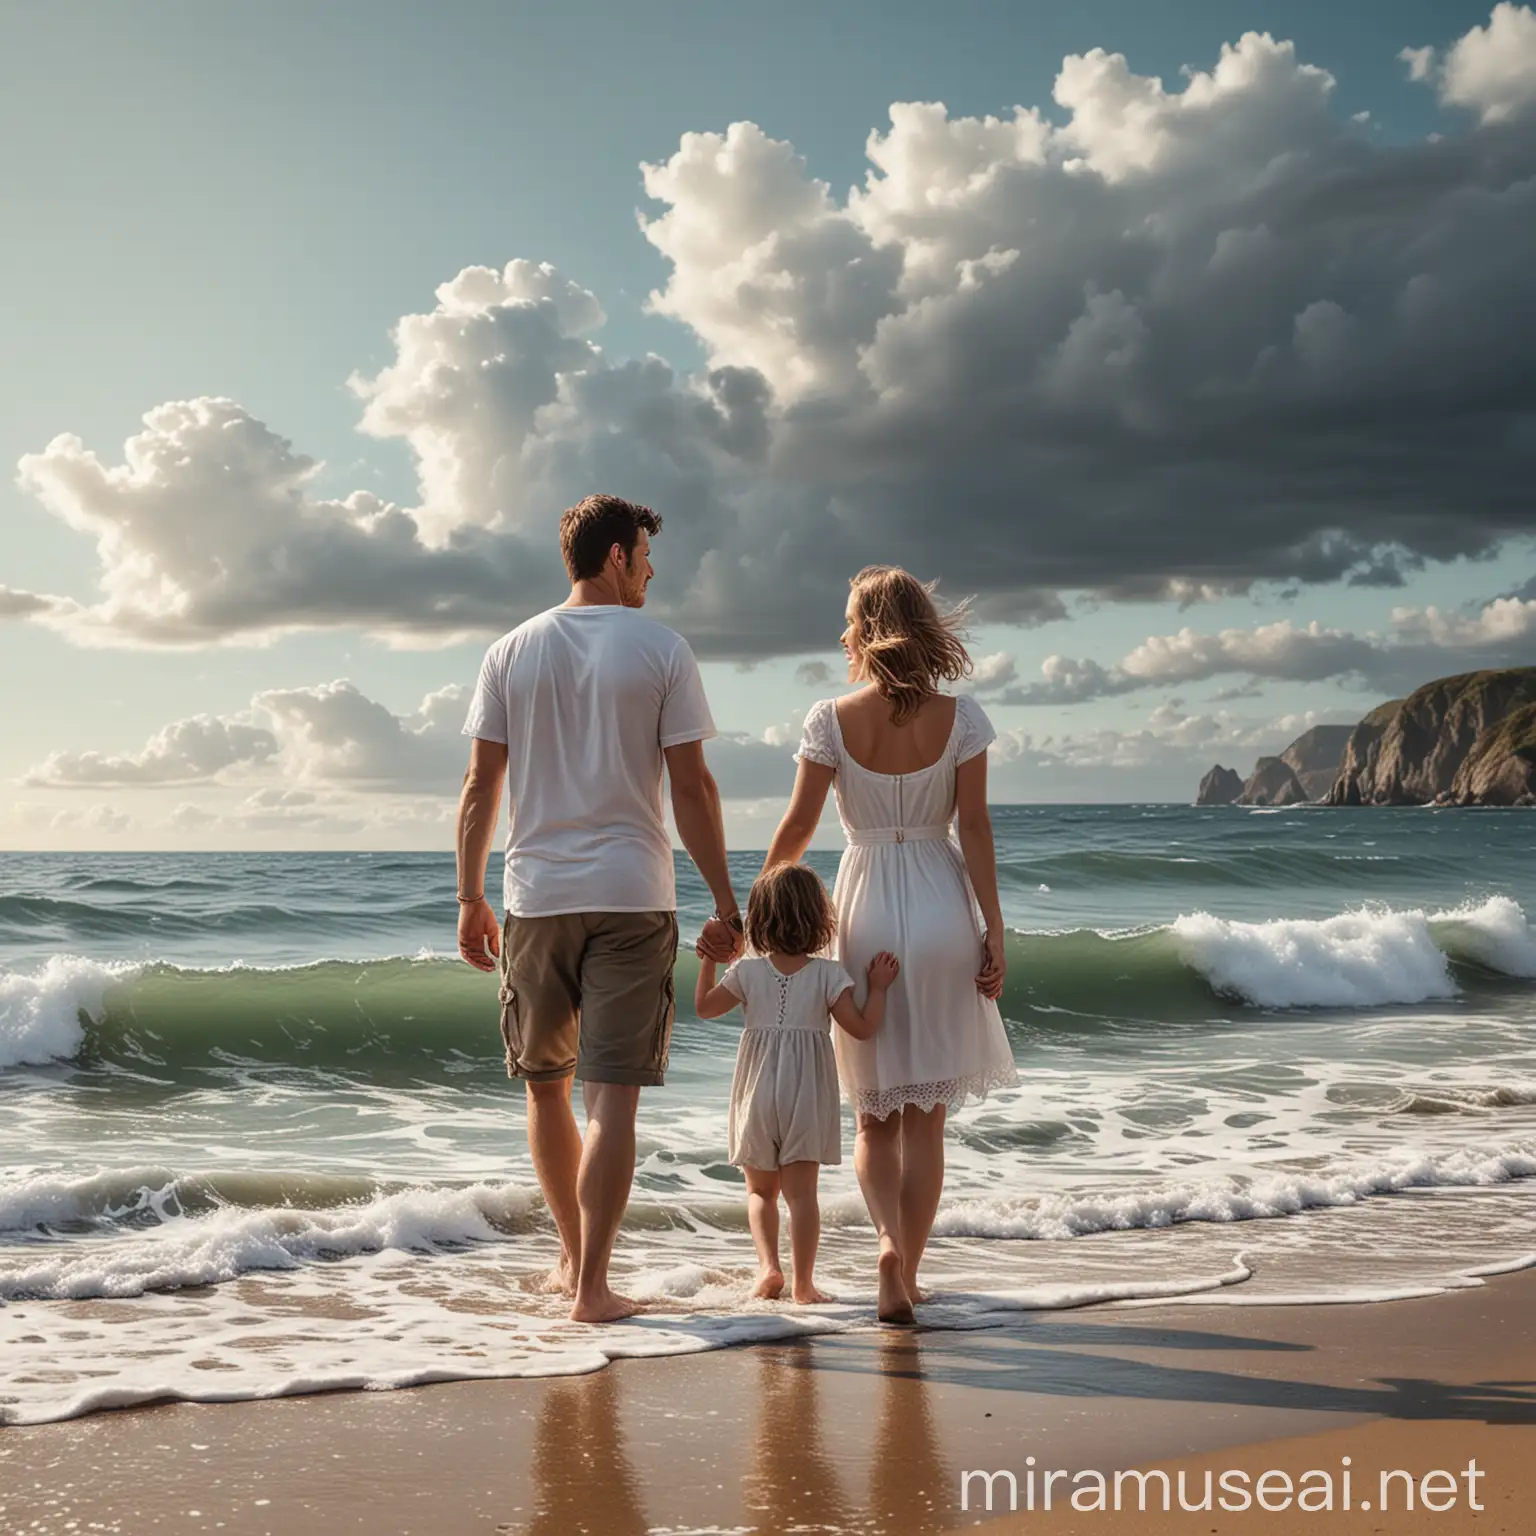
[0,1179,541,1300]
[1431,893,1536,976]
[1171,906,1455,1008]
[931,1142,1536,1241]
[1169,894,1536,1008]
[0,955,127,1067]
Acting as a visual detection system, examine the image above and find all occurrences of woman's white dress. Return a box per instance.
[796,694,1018,1120]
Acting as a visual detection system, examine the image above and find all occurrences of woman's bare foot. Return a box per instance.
[752,1267,785,1300]
[569,1287,642,1324]
[877,1247,915,1325]
[534,1258,578,1297]
[906,1283,931,1305]
[792,1281,833,1304]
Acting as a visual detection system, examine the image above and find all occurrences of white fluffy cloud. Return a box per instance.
[7,10,1536,655]
[23,681,463,794]
[1405,2,1536,124]
[22,678,800,804]
[1003,596,1536,704]
[16,801,136,836]
[988,700,1351,800]
[251,680,470,792]
[14,398,562,649]
[26,715,278,786]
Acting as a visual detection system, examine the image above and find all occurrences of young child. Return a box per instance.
[695,861,899,1304]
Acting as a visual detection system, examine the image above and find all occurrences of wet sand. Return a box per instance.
[1,1267,1531,1535]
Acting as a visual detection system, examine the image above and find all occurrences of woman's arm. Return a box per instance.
[694,954,742,1020]
[764,758,834,869]
[955,751,1006,1000]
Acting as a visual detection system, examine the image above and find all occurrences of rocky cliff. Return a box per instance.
[1326,669,1536,805]
[1196,765,1244,805]
[1448,702,1536,806]
[1237,756,1309,806]
[1196,723,1349,806]
[1279,724,1356,801]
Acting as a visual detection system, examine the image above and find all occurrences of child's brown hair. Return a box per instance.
[745,862,838,957]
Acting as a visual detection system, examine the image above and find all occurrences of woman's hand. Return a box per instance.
[976,926,1006,1000]
[458,897,500,972]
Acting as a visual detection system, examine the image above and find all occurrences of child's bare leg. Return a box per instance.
[779,1161,831,1303]
[743,1166,784,1298]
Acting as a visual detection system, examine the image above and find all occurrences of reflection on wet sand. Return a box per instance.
[747,1332,951,1535]
[866,1334,949,1535]
[744,1344,856,1531]
[525,1370,648,1536]
[515,1332,952,1534]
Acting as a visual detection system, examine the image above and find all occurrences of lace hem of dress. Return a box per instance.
[849,1061,1019,1120]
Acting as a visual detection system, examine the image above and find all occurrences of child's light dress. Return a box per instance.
[720,956,855,1169]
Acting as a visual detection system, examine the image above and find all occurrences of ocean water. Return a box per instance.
[3,805,1535,1425]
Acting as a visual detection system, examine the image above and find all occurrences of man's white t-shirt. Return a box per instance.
[462,605,716,917]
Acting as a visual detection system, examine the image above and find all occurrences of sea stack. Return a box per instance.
[1196,765,1244,805]
[1237,756,1310,806]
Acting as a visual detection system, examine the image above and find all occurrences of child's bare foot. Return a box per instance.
[752,1267,785,1300]
[569,1286,642,1324]
[792,1281,834,1305]
[877,1246,915,1325]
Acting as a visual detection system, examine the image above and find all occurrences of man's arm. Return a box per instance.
[456,737,508,973]
[664,739,742,960]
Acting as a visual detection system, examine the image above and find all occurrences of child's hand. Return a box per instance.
[867,951,900,991]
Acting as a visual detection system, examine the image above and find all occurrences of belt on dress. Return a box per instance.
[845,824,953,846]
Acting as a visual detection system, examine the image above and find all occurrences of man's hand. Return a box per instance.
[698,916,744,963]
[458,898,500,972]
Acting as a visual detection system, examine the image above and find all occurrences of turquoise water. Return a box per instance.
[2,806,1535,1424]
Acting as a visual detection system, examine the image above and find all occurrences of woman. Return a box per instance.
[764,565,1016,1323]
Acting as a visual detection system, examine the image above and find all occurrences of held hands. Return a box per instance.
[698,915,745,963]
[866,951,900,991]
[457,897,500,973]
[975,927,1005,1000]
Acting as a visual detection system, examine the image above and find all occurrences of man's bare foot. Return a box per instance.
[792,1281,833,1305]
[569,1288,642,1324]
[752,1267,785,1300]
[877,1247,915,1325]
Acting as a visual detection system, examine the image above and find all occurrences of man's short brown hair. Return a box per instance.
[559,494,662,582]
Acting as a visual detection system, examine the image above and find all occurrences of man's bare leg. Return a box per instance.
[526,1076,583,1295]
[570,1080,643,1323]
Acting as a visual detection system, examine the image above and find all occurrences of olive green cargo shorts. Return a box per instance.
[497,910,678,1086]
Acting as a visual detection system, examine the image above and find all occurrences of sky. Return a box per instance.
[2,0,1534,849]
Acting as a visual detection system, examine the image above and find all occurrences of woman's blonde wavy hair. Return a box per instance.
[847,565,973,724]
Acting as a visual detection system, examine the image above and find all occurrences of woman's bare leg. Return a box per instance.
[779,1161,831,1303]
[854,1111,913,1324]
[897,1104,946,1303]
[744,1166,784,1299]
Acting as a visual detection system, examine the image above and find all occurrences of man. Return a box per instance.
[456,493,744,1323]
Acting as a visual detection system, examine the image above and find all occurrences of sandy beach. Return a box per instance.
[1,1263,1529,1535]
